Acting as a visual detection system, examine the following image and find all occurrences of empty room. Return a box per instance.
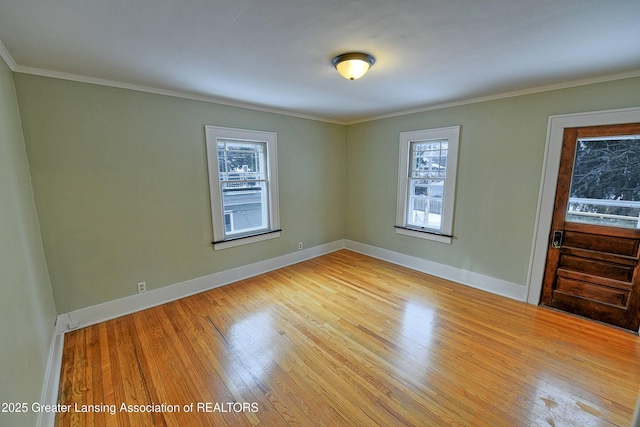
[1,1,640,426]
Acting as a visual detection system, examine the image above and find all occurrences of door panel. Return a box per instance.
[562,229,639,256]
[541,123,640,331]
[555,277,627,306]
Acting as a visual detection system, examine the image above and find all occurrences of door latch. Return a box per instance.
[552,230,563,248]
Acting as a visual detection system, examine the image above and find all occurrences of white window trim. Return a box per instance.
[205,126,280,250]
[395,126,460,244]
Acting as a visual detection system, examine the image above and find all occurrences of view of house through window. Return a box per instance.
[396,126,460,244]
[567,135,640,229]
[217,140,269,235]
[407,139,448,230]
[205,126,280,250]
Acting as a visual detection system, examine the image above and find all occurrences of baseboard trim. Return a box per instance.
[38,329,65,427]
[55,240,347,334]
[344,240,527,302]
[55,239,527,334]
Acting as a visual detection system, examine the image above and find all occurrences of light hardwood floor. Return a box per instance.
[56,250,640,426]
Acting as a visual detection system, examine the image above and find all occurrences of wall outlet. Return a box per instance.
[137,281,146,293]
[298,242,303,250]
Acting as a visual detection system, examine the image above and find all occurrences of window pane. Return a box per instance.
[221,181,269,235]
[410,140,448,179]
[408,140,446,231]
[407,178,444,229]
[567,136,640,228]
[218,140,270,236]
[217,141,266,181]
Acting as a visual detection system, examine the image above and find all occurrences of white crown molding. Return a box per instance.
[12,64,346,125]
[0,39,18,70]
[345,69,640,125]
[6,50,638,127]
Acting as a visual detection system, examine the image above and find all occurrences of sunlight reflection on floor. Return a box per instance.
[397,302,436,371]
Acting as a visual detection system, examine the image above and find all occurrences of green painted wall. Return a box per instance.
[346,77,640,287]
[14,74,347,313]
[0,60,57,426]
[12,71,640,316]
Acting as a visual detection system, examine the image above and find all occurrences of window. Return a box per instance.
[566,134,640,229]
[205,126,280,250]
[395,126,460,244]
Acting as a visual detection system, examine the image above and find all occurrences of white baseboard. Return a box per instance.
[38,329,65,427]
[55,240,347,334]
[55,239,527,334]
[344,240,527,302]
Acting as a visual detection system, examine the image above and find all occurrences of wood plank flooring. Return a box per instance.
[56,250,640,426]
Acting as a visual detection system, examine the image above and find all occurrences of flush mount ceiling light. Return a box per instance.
[331,52,375,80]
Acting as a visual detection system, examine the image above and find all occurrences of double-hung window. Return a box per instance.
[205,126,280,250]
[395,126,460,244]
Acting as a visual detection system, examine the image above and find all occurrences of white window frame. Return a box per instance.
[205,126,280,250]
[395,126,460,244]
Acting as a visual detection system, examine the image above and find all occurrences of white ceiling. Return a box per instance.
[0,0,639,123]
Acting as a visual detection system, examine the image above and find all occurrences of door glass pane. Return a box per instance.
[567,136,640,228]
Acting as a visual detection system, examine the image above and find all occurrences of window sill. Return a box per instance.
[213,230,281,250]
[394,226,452,244]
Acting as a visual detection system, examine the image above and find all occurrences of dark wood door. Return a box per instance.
[541,123,640,331]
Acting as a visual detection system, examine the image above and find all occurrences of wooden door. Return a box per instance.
[540,123,640,331]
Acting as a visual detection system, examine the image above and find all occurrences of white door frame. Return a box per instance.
[526,107,640,305]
